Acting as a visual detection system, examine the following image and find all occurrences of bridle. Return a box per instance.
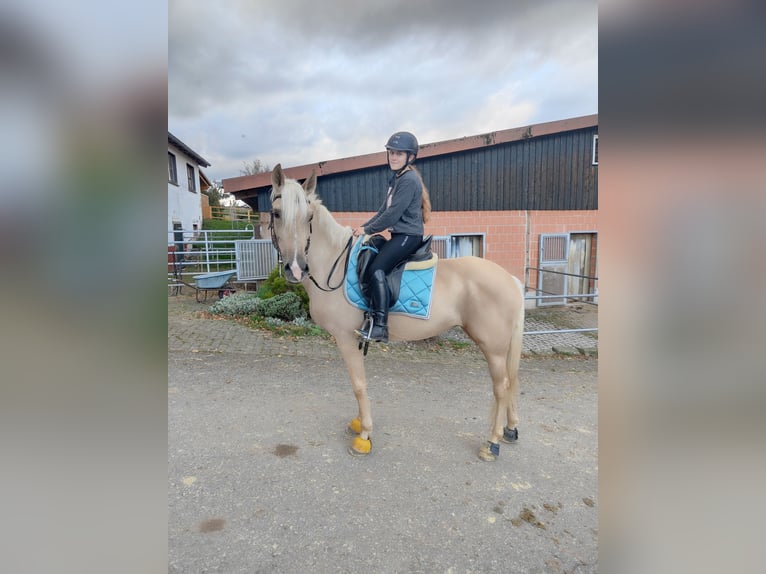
[269,193,353,292]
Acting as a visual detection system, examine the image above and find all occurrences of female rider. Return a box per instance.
[352,131,431,342]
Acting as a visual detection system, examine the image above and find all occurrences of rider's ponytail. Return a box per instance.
[410,165,431,224]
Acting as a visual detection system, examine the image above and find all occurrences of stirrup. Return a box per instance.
[354,314,373,340]
[354,321,387,343]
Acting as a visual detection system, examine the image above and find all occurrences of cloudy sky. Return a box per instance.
[169,0,597,185]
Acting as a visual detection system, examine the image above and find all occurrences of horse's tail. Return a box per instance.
[506,277,525,383]
[507,302,524,379]
[504,277,525,430]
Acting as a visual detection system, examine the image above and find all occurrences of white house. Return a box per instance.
[168,132,210,236]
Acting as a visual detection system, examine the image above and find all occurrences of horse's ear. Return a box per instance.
[302,170,317,195]
[271,164,284,190]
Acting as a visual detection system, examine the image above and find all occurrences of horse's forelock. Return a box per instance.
[278,179,311,233]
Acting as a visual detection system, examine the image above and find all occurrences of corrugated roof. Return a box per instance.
[223,114,597,194]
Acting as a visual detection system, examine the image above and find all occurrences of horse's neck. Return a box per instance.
[307,205,351,275]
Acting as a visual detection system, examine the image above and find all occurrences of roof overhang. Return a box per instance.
[168,132,211,168]
[223,114,597,198]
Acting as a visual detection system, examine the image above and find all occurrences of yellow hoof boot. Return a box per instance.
[347,417,362,435]
[348,436,372,456]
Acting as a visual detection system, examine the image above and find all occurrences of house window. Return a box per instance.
[187,164,196,193]
[451,234,484,258]
[168,152,178,184]
[592,134,598,166]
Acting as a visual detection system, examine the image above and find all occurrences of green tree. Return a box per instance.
[203,182,225,207]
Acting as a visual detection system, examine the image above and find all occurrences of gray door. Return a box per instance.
[538,233,568,306]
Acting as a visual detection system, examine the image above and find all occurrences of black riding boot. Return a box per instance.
[355,270,390,342]
[368,269,389,342]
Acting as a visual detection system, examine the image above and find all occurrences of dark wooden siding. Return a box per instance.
[254,126,597,212]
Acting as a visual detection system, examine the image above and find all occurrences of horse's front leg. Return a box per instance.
[335,335,373,455]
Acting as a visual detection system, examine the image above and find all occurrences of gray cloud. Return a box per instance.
[169,0,597,183]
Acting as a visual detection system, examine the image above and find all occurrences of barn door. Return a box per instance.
[567,233,594,302]
[538,234,569,306]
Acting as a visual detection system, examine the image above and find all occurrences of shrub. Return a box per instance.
[258,291,305,322]
[209,293,261,316]
[257,267,310,316]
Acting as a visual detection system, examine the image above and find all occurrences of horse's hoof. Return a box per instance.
[501,426,519,443]
[346,417,362,435]
[348,436,372,456]
[478,441,500,462]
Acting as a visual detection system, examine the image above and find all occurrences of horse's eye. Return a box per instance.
[272,211,281,219]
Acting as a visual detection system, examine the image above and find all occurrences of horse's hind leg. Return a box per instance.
[502,368,520,443]
[478,351,513,462]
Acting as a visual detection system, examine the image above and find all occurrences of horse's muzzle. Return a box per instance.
[284,261,307,283]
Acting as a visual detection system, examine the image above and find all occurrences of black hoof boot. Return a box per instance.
[501,426,519,443]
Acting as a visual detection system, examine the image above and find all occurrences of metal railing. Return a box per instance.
[168,228,255,285]
[523,266,598,337]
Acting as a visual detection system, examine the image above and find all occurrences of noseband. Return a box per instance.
[268,193,352,292]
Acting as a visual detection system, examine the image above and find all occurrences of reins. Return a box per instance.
[269,193,353,292]
[307,235,353,292]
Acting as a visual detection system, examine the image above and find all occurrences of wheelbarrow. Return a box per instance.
[190,270,237,302]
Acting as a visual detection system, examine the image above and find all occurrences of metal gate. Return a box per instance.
[235,240,278,281]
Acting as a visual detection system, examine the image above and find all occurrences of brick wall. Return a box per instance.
[262,209,598,289]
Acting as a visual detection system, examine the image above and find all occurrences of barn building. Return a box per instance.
[223,114,598,306]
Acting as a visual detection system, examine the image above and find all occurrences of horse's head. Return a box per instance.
[269,164,317,283]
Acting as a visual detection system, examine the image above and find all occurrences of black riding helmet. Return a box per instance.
[385,131,419,162]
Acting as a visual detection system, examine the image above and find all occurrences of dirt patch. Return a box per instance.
[273,444,299,457]
[511,506,547,529]
[199,518,226,533]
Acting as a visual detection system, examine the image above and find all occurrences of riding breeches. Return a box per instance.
[362,233,423,284]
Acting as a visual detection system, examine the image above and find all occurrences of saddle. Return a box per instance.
[357,235,436,305]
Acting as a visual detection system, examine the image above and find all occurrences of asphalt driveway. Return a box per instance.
[168,295,598,573]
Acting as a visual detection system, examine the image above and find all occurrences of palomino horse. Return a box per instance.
[268,164,525,461]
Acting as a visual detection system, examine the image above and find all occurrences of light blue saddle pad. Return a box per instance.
[344,237,437,320]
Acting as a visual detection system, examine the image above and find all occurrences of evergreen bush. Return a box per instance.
[257,291,305,322]
[257,267,310,316]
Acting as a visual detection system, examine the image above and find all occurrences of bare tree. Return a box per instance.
[240,159,270,176]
